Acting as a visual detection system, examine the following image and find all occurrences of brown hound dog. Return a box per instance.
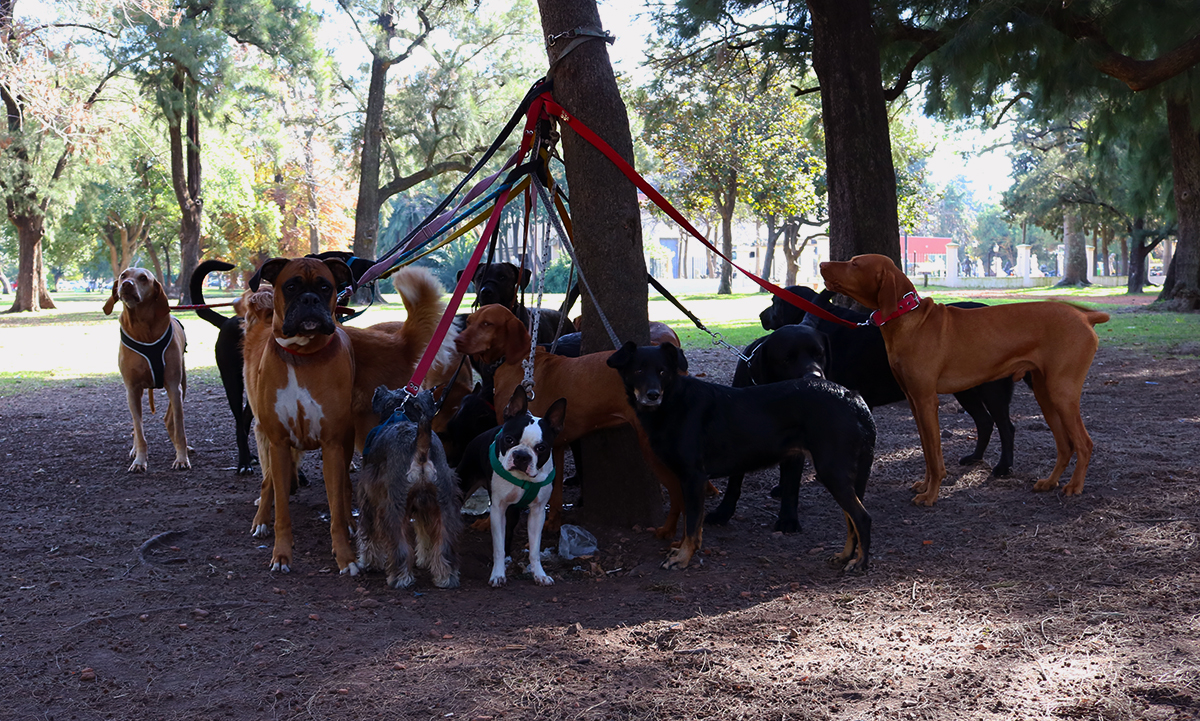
[454,304,685,539]
[103,267,189,472]
[820,254,1109,505]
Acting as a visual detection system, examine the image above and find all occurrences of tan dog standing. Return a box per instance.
[103,267,189,472]
[821,254,1109,505]
[243,257,358,574]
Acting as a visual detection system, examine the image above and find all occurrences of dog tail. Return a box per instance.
[190,260,236,329]
[390,266,461,383]
[1084,310,1110,326]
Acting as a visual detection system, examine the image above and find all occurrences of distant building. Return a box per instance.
[900,236,953,275]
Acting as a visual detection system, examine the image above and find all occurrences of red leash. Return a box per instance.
[402,98,544,394]
[538,93,859,329]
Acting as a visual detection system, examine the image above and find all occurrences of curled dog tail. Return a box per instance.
[191,260,236,329]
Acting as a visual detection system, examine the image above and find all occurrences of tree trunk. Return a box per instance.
[169,65,202,304]
[1101,226,1113,276]
[539,0,659,530]
[8,213,55,312]
[679,225,689,279]
[716,175,735,294]
[1159,98,1200,309]
[807,0,900,264]
[761,213,779,287]
[1058,207,1090,286]
[353,51,389,267]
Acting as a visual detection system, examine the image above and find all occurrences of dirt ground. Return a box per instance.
[2,327,1199,720]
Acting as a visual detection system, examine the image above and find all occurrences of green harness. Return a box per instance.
[489,434,555,511]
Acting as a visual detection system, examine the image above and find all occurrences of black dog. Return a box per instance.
[707,324,832,526]
[191,260,256,475]
[459,262,569,344]
[760,288,1017,476]
[608,342,876,573]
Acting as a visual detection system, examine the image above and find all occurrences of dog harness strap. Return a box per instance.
[868,291,922,327]
[489,439,555,511]
[119,323,174,389]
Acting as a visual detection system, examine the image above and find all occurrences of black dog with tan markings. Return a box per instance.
[608,342,877,573]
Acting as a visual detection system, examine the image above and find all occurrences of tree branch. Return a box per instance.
[377,159,471,202]
[1047,10,1200,91]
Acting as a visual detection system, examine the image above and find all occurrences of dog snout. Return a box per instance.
[637,388,662,408]
[508,447,533,473]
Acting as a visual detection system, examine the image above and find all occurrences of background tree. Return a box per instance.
[115,0,321,302]
[0,0,134,311]
[340,0,540,283]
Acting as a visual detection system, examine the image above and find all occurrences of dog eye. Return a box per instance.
[504,435,515,445]
[534,443,547,454]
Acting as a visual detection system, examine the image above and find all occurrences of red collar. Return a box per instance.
[869,291,921,327]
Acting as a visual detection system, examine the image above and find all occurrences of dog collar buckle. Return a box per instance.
[869,291,921,327]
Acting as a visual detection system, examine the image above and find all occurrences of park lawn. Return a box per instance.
[0,287,1193,397]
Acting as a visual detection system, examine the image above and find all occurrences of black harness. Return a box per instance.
[120,322,175,389]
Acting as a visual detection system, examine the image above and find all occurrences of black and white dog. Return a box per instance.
[456,387,566,587]
[356,387,462,589]
[608,342,876,573]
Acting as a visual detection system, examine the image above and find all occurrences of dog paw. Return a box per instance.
[911,491,939,507]
[958,453,983,466]
[661,548,692,570]
[237,464,256,476]
[704,508,734,526]
[1032,478,1058,492]
[837,556,869,574]
[991,464,1012,478]
[773,517,802,534]
[172,458,191,470]
[389,573,415,589]
[653,526,677,541]
[489,574,508,588]
[533,573,554,586]
[250,523,270,538]
[434,573,460,589]
[909,480,929,493]
[1061,481,1084,496]
[270,560,291,573]
[340,561,360,576]
[127,460,147,473]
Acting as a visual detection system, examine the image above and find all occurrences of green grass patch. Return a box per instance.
[1096,311,1200,354]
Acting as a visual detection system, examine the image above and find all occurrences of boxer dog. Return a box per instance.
[103,267,190,473]
[242,256,359,575]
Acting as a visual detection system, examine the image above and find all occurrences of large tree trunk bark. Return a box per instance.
[782,222,802,286]
[1058,207,1090,286]
[1159,98,1200,309]
[808,0,900,264]
[353,52,389,267]
[539,0,659,530]
[8,214,55,312]
[169,65,202,304]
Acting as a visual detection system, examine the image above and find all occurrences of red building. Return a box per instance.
[901,236,952,273]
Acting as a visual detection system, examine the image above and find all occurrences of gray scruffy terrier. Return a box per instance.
[355,387,462,588]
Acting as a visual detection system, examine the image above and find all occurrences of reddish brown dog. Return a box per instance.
[455,304,685,538]
[103,267,190,472]
[821,254,1109,504]
[243,257,358,574]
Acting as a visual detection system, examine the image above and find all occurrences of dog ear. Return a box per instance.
[252,258,289,291]
[876,257,901,316]
[471,264,489,288]
[660,343,688,375]
[502,386,529,420]
[518,266,532,290]
[370,385,393,418]
[502,309,530,363]
[102,279,120,315]
[543,397,567,436]
[456,269,466,284]
[150,276,170,318]
[323,258,354,292]
[606,341,639,370]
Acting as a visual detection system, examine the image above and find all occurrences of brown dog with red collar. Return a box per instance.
[242,256,359,575]
[103,267,190,473]
[455,303,686,539]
